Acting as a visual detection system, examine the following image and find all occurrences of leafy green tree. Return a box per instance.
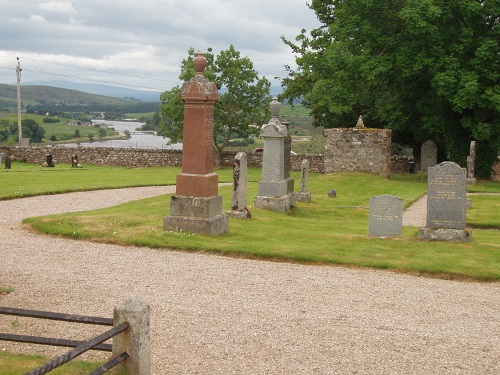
[281,0,499,177]
[160,46,271,162]
[21,119,45,143]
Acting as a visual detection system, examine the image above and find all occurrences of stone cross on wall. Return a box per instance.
[163,51,228,236]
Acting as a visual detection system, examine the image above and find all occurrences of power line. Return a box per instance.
[22,68,166,91]
[3,56,180,85]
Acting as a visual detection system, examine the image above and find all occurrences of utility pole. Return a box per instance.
[16,57,22,145]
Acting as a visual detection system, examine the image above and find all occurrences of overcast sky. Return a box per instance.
[0,0,320,92]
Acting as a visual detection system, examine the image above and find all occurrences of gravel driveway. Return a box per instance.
[0,187,498,374]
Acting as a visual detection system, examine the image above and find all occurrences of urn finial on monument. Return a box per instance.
[193,50,207,76]
[270,96,281,119]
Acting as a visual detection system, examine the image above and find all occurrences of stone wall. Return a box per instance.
[324,127,392,177]
[0,145,424,176]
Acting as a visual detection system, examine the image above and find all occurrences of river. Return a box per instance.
[62,120,183,150]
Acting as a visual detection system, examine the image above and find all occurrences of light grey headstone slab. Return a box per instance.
[421,140,437,171]
[427,161,467,229]
[369,195,403,237]
[231,152,247,211]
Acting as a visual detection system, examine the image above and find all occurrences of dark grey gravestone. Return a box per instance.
[420,140,437,171]
[427,162,466,229]
[369,195,403,237]
[5,155,11,169]
[418,161,472,242]
[46,154,54,167]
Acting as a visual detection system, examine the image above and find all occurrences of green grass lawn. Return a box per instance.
[22,171,500,281]
[0,351,123,375]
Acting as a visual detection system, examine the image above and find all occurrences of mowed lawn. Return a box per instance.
[14,165,499,281]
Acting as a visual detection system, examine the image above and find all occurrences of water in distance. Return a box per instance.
[63,120,183,150]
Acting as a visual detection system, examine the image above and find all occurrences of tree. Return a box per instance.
[281,0,499,177]
[21,119,45,143]
[160,46,271,162]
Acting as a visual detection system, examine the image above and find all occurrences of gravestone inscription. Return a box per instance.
[369,195,403,237]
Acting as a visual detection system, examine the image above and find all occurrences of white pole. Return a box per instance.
[16,57,22,145]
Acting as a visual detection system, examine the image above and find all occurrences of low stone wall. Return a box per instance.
[0,145,427,176]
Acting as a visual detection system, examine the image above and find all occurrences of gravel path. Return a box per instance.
[1,188,499,374]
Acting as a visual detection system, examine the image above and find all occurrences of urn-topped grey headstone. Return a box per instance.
[254,97,295,213]
[369,195,403,237]
[227,152,251,219]
[418,161,472,242]
[294,159,312,203]
[420,140,437,171]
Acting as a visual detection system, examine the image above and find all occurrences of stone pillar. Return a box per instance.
[294,159,312,203]
[113,298,150,375]
[227,152,251,219]
[254,97,294,213]
[5,155,11,169]
[164,51,228,236]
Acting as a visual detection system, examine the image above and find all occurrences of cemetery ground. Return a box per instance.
[1,162,499,373]
[1,161,498,280]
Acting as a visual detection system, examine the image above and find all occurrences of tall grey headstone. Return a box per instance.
[5,155,11,169]
[227,152,251,219]
[254,97,295,213]
[369,195,403,237]
[418,161,472,242]
[294,159,312,203]
[467,141,477,184]
[421,140,437,171]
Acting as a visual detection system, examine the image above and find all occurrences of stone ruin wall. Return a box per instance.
[1,145,416,175]
[323,127,392,177]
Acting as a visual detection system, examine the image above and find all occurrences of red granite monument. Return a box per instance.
[163,51,228,235]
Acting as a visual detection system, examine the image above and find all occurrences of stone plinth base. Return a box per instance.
[254,195,291,213]
[294,191,311,203]
[164,214,228,236]
[258,180,289,197]
[418,227,472,242]
[227,208,251,220]
[164,195,228,236]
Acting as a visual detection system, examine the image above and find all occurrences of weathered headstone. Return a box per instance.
[420,140,437,171]
[254,97,295,213]
[46,154,54,167]
[5,155,11,169]
[227,152,251,219]
[467,141,477,185]
[294,159,312,203]
[418,161,472,242]
[369,195,403,237]
[71,155,79,168]
[163,51,228,236]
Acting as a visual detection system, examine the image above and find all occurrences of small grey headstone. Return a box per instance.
[369,195,403,237]
[294,159,311,203]
[5,155,11,169]
[328,190,337,198]
[421,140,437,171]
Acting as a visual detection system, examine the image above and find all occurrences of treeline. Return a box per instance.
[26,101,160,115]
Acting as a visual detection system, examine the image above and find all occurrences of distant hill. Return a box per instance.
[24,80,162,102]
